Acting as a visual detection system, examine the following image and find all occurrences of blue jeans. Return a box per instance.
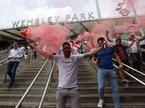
[7,61,19,82]
[97,68,120,108]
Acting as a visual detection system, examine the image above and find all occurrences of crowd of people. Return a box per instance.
[27,30,145,108]
[1,30,145,108]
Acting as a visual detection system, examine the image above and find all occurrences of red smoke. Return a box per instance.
[20,24,71,55]
[77,32,109,48]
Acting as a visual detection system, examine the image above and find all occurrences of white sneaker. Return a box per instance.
[122,79,130,83]
[98,99,104,108]
[125,83,129,88]
[122,80,130,88]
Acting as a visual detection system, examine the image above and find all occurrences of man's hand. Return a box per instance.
[118,64,123,70]
[106,30,109,35]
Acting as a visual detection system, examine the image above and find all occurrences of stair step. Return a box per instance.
[0,60,144,108]
[0,93,145,103]
[0,102,145,108]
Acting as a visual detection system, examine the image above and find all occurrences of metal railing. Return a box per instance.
[113,64,145,86]
[0,59,8,66]
[38,61,55,108]
[85,58,145,86]
[0,59,9,83]
[0,59,30,83]
[0,50,8,60]
[15,59,48,108]
[113,59,145,86]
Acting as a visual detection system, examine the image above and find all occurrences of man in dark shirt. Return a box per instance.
[106,31,134,87]
[92,37,123,108]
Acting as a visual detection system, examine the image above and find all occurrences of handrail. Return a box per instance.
[0,61,8,67]
[0,59,9,83]
[1,59,26,83]
[113,64,145,86]
[85,58,145,85]
[15,59,48,108]
[113,58,145,76]
[0,59,8,65]
[38,61,55,108]
[121,62,145,76]
[0,51,8,60]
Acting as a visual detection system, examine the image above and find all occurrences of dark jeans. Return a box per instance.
[140,45,145,62]
[130,53,141,71]
[7,61,19,82]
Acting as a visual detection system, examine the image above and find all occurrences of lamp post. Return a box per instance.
[95,0,102,20]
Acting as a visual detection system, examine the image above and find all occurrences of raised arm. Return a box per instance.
[106,30,112,42]
[83,46,103,58]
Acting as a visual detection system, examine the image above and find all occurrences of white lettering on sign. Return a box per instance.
[12,12,96,28]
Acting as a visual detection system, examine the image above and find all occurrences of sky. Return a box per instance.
[0,0,145,29]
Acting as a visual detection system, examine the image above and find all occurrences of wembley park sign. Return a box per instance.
[12,12,97,28]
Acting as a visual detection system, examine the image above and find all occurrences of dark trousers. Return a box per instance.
[122,60,131,73]
[130,53,141,71]
[7,61,19,82]
[140,45,145,62]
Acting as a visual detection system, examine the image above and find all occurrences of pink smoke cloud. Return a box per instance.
[20,24,71,55]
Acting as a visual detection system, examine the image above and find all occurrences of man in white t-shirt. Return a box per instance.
[7,42,23,88]
[29,41,103,108]
[128,34,143,71]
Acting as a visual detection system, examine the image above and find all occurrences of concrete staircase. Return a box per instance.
[0,59,52,108]
[0,59,145,108]
[39,60,145,108]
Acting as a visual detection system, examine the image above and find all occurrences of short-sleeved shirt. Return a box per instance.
[113,44,128,61]
[128,41,139,53]
[94,47,114,69]
[53,54,84,88]
[8,48,23,61]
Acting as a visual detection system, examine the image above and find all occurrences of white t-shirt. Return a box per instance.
[128,41,139,53]
[53,54,84,88]
[8,48,23,61]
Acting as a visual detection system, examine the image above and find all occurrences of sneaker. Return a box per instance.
[122,81,129,88]
[125,83,129,88]
[122,79,130,83]
[98,99,104,108]
[8,81,14,88]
